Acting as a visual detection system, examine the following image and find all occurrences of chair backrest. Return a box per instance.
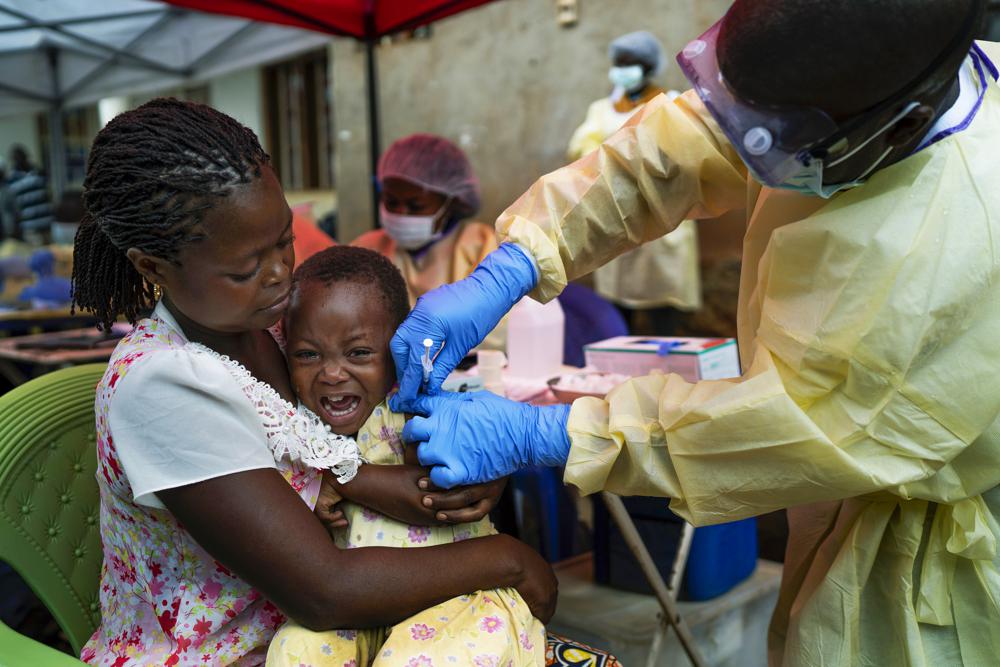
[0,364,106,654]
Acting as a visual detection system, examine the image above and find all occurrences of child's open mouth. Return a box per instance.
[319,394,363,427]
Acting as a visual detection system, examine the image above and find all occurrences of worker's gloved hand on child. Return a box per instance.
[390,243,538,411]
[402,391,571,488]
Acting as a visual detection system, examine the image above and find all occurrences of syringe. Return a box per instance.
[421,338,434,383]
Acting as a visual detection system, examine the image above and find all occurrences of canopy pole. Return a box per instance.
[46,47,66,202]
[364,0,381,228]
[365,37,381,227]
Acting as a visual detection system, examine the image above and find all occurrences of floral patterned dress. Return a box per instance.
[266,402,546,667]
[81,304,360,666]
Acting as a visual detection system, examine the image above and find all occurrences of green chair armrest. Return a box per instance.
[0,620,85,667]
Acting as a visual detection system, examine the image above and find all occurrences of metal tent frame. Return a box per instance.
[0,0,330,198]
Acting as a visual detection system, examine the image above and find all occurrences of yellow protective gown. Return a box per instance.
[496,44,1000,666]
[353,220,507,350]
[568,87,701,312]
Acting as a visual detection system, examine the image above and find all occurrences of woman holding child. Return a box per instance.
[72,99,554,666]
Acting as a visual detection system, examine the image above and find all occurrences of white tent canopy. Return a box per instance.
[0,0,331,193]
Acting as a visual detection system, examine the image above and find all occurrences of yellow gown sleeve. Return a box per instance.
[565,153,1000,525]
[497,90,748,302]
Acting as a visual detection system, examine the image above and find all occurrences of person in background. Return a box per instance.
[568,31,701,335]
[50,189,85,245]
[290,203,336,268]
[6,145,53,243]
[353,134,506,350]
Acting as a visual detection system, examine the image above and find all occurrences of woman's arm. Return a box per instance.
[158,467,555,631]
[329,465,508,525]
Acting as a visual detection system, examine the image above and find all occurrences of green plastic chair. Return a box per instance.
[0,364,107,665]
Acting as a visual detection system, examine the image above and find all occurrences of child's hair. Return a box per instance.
[292,246,410,330]
[72,98,269,329]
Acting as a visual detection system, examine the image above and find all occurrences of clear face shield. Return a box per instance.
[677,21,842,189]
[675,16,972,197]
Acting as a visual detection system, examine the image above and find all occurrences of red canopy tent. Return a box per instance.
[163,0,501,39]
[162,0,505,219]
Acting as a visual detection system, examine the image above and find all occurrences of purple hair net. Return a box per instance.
[377,134,481,216]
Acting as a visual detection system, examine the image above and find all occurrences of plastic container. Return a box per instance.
[506,296,564,379]
[684,519,758,601]
[477,350,507,396]
[593,496,757,601]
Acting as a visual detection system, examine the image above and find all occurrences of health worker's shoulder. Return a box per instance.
[351,229,394,255]
[635,89,746,173]
[454,219,498,253]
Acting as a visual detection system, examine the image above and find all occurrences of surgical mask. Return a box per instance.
[608,65,645,93]
[773,101,920,198]
[380,202,447,250]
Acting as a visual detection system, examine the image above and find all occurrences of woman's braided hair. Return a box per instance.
[72,98,269,329]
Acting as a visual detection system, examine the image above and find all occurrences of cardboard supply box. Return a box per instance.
[583,336,741,381]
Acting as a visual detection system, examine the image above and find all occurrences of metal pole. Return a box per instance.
[363,0,381,228]
[46,48,66,202]
[601,492,707,667]
[364,37,381,228]
[669,522,695,595]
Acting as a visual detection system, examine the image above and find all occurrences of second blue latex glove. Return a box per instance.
[402,391,572,488]
[390,243,538,412]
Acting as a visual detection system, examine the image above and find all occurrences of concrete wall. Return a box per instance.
[331,0,732,243]
[209,67,264,143]
[0,113,41,170]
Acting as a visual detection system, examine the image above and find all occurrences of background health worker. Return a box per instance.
[353,133,506,350]
[568,30,701,335]
[392,0,1000,664]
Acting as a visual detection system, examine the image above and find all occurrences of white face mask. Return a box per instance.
[608,65,645,93]
[774,102,920,198]
[380,202,447,250]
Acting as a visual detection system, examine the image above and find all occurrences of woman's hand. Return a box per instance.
[315,471,349,530]
[503,535,558,623]
[418,476,508,524]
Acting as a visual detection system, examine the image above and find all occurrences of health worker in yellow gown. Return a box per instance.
[568,30,701,333]
[389,0,1000,665]
[353,133,505,350]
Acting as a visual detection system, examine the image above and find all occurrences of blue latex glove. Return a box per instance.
[402,391,572,488]
[389,243,538,411]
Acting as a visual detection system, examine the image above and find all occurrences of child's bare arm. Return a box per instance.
[331,464,443,525]
[332,464,509,526]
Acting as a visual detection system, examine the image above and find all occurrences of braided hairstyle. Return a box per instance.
[72,98,269,330]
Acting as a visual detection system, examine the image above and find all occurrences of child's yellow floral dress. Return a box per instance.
[267,402,546,667]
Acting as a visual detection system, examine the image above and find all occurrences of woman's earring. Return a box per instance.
[152,284,162,301]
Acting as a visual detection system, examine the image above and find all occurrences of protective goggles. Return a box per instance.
[677,20,856,186]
